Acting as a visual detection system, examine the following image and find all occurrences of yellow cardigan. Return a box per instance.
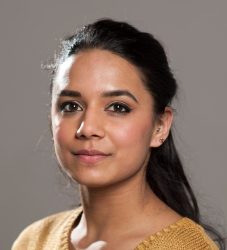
[12,207,218,250]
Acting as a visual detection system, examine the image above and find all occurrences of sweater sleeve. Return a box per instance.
[11,209,80,250]
[12,220,42,250]
[135,218,219,250]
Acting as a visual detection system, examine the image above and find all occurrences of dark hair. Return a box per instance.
[48,19,225,248]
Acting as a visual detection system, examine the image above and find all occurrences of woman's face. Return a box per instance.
[51,49,160,188]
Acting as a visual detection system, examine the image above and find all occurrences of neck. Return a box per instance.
[79,175,167,238]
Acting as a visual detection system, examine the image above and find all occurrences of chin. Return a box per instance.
[67,171,114,189]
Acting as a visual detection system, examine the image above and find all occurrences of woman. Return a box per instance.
[12,19,224,249]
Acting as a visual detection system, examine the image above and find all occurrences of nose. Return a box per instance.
[75,108,105,140]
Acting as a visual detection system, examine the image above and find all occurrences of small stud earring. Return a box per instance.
[156,127,161,133]
[160,138,165,144]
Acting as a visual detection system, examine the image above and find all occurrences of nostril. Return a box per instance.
[75,117,105,139]
[75,131,103,140]
[75,133,86,139]
[75,125,105,139]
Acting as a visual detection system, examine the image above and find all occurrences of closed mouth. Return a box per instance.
[74,149,109,156]
[72,149,111,164]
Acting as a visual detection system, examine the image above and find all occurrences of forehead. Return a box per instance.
[53,49,151,102]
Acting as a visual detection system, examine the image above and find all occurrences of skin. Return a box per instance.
[51,49,181,250]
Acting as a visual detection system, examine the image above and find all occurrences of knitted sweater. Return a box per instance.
[12,207,218,250]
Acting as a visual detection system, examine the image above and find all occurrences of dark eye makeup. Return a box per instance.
[58,101,83,113]
[57,100,132,115]
[105,102,132,114]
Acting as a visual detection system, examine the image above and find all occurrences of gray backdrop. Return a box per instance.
[0,0,226,249]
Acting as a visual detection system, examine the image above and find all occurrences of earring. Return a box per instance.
[156,127,161,133]
[159,138,165,144]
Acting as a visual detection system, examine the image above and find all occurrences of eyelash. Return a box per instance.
[59,101,83,113]
[58,101,132,115]
[105,102,132,114]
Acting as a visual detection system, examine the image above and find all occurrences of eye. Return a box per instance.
[59,101,83,113]
[106,102,132,114]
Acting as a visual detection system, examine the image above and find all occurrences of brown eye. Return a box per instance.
[106,102,131,114]
[59,101,83,113]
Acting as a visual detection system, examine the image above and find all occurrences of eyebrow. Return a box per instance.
[58,89,138,103]
[59,90,81,98]
[102,90,138,103]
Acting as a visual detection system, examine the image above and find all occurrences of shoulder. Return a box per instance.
[135,218,219,250]
[12,207,82,250]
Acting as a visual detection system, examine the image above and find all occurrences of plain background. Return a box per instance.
[1,0,226,249]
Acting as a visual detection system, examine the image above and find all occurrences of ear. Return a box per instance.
[149,107,173,148]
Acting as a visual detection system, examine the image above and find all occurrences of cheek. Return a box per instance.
[52,119,75,169]
[55,125,67,146]
[110,117,153,149]
[52,116,74,148]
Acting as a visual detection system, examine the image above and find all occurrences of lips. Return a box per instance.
[73,149,111,164]
[75,149,109,156]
